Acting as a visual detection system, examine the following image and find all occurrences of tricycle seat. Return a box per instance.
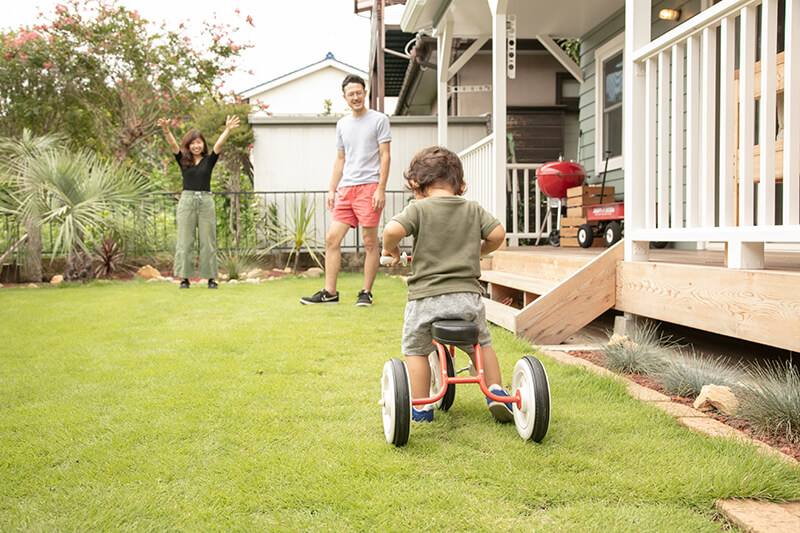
[431,320,479,346]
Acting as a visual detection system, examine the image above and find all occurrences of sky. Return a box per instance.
[2,0,377,94]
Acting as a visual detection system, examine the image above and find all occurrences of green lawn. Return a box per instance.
[2,274,799,532]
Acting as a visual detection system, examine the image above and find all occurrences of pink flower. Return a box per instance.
[43,61,53,67]
[246,15,253,26]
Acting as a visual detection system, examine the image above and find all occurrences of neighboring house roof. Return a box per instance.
[239,52,367,100]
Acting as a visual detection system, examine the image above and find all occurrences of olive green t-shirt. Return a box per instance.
[392,196,501,301]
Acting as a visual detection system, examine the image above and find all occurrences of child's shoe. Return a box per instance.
[412,407,433,422]
[486,384,514,423]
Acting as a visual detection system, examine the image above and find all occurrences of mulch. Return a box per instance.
[567,350,800,461]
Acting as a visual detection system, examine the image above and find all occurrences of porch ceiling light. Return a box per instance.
[658,8,681,21]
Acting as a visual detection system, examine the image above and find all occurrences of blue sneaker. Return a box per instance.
[412,407,433,422]
[486,385,514,423]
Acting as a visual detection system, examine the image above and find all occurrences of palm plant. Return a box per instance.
[266,195,323,274]
[1,132,151,281]
[0,129,66,281]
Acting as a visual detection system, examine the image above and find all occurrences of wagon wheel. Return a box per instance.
[577,224,594,248]
[381,358,411,446]
[604,221,623,246]
[511,355,551,442]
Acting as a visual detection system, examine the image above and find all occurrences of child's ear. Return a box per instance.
[460,182,466,194]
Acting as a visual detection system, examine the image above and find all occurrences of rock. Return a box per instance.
[243,268,266,279]
[245,278,260,283]
[26,283,38,288]
[228,279,239,284]
[135,265,161,280]
[283,266,292,273]
[305,267,324,278]
[693,384,738,413]
[607,333,639,350]
[50,274,64,285]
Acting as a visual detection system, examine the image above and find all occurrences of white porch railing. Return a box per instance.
[459,134,549,245]
[459,133,496,210]
[627,0,800,267]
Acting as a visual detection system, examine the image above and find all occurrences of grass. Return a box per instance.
[736,360,800,443]
[657,349,744,398]
[2,274,800,531]
[603,321,680,375]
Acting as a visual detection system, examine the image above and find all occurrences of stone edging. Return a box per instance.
[542,348,800,533]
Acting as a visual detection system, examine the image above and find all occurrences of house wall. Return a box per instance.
[578,0,707,196]
[454,51,580,161]
[245,67,356,116]
[249,116,490,192]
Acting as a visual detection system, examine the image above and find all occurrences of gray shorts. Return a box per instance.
[402,292,492,356]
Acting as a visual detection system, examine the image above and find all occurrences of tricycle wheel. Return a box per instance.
[381,359,411,446]
[428,347,456,411]
[604,221,622,246]
[577,224,594,248]
[511,355,551,442]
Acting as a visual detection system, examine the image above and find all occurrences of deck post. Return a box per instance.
[624,0,650,261]
[489,0,508,223]
[436,16,453,146]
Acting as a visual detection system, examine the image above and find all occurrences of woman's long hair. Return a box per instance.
[179,129,208,169]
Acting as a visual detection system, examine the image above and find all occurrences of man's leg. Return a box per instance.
[324,221,351,294]
[361,225,380,292]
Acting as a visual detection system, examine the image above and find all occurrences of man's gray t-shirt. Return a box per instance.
[335,109,391,188]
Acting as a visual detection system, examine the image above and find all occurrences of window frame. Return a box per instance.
[594,32,625,172]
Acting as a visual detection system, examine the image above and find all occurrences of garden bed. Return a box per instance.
[568,349,800,461]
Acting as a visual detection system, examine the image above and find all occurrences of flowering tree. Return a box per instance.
[0,0,254,162]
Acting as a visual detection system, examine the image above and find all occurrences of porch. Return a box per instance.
[482,245,800,353]
[399,0,800,353]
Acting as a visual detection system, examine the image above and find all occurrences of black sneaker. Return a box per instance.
[300,289,339,305]
[208,279,218,289]
[179,279,190,289]
[355,290,373,307]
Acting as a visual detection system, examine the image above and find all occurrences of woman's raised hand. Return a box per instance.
[225,115,240,130]
[157,117,170,131]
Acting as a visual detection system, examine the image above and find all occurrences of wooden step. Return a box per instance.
[490,250,590,281]
[479,270,558,295]
[482,297,517,331]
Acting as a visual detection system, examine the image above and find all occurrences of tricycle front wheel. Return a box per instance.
[511,356,551,442]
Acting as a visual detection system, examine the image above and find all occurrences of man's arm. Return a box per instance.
[327,150,345,211]
[381,220,407,265]
[480,224,506,255]
[372,141,391,210]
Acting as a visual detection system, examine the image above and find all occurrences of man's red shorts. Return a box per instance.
[331,182,382,228]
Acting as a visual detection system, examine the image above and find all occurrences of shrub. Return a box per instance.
[602,320,680,375]
[218,250,256,280]
[657,348,744,398]
[735,360,800,443]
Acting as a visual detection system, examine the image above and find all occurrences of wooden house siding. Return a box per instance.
[578,8,625,196]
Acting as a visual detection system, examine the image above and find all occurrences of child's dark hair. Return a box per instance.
[404,146,466,196]
[341,75,366,92]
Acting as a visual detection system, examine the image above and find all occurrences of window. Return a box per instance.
[594,33,624,171]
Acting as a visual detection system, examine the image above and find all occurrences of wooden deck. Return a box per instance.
[483,245,800,352]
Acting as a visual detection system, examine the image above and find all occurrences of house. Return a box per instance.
[240,52,367,116]
[397,0,800,354]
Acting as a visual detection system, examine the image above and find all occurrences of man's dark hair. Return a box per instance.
[404,146,466,196]
[341,75,366,92]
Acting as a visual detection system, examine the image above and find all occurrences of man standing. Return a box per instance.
[300,75,391,307]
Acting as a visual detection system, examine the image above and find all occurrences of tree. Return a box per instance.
[0,0,253,165]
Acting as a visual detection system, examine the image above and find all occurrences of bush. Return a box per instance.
[735,360,800,443]
[657,349,744,398]
[602,320,681,375]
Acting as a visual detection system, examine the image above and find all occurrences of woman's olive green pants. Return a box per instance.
[174,191,217,279]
